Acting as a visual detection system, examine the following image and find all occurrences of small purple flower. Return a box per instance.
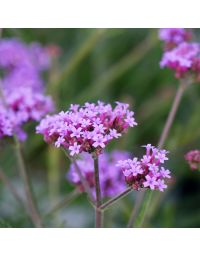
[55,136,65,148]
[143,175,158,190]
[109,129,121,139]
[69,142,81,156]
[93,134,106,148]
[157,179,167,192]
[160,167,171,178]
[70,126,83,138]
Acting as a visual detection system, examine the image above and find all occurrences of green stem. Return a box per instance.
[0,168,29,213]
[14,137,43,228]
[45,188,79,217]
[100,186,132,211]
[133,190,153,227]
[127,191,145,228]
[94,157,102,228]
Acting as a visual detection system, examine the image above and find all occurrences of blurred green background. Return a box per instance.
[0,28,200,228]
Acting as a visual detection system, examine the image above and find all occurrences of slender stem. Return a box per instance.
[14,137,43,228]
[45,188,79,217]
[0,168,29,212]
[133,190,153,228]
[100,186,132,211]
[127,191,145,228]
[61,147,95,204]
[158,83,187,148]
[93,157,102,228]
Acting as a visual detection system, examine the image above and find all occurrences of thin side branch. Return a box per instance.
[100,186,132,211]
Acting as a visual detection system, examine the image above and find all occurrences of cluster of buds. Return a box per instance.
[185,150,200,170]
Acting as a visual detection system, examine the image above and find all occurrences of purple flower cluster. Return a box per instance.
[67,151,129,198]
[116,144,171,192]
[160,42,200,78]
[185,150,200,170]
[159,28,200,80]
[36,101,137,156]
[159,29,191,49]
[0,38,54,140]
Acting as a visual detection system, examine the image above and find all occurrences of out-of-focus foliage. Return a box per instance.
[0,28,199,228]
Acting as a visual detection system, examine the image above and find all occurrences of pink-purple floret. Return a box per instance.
[36,101,137,156]
[116,144,171,192]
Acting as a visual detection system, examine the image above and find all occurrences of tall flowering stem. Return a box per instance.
[158,81,188,148]
[94,156,102,228]
[14,136,43,228]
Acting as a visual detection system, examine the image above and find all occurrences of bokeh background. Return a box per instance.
[0,28,200,228]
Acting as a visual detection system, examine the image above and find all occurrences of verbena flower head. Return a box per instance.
[36,101,137,156]
[116,144,171,192]
[0,88,54,141]
[0,38,54,141]
[67,151,129,197]
[4,87,54,124]
[160,42,200,78]
[185,150,200,170]
[159,28,192,49]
